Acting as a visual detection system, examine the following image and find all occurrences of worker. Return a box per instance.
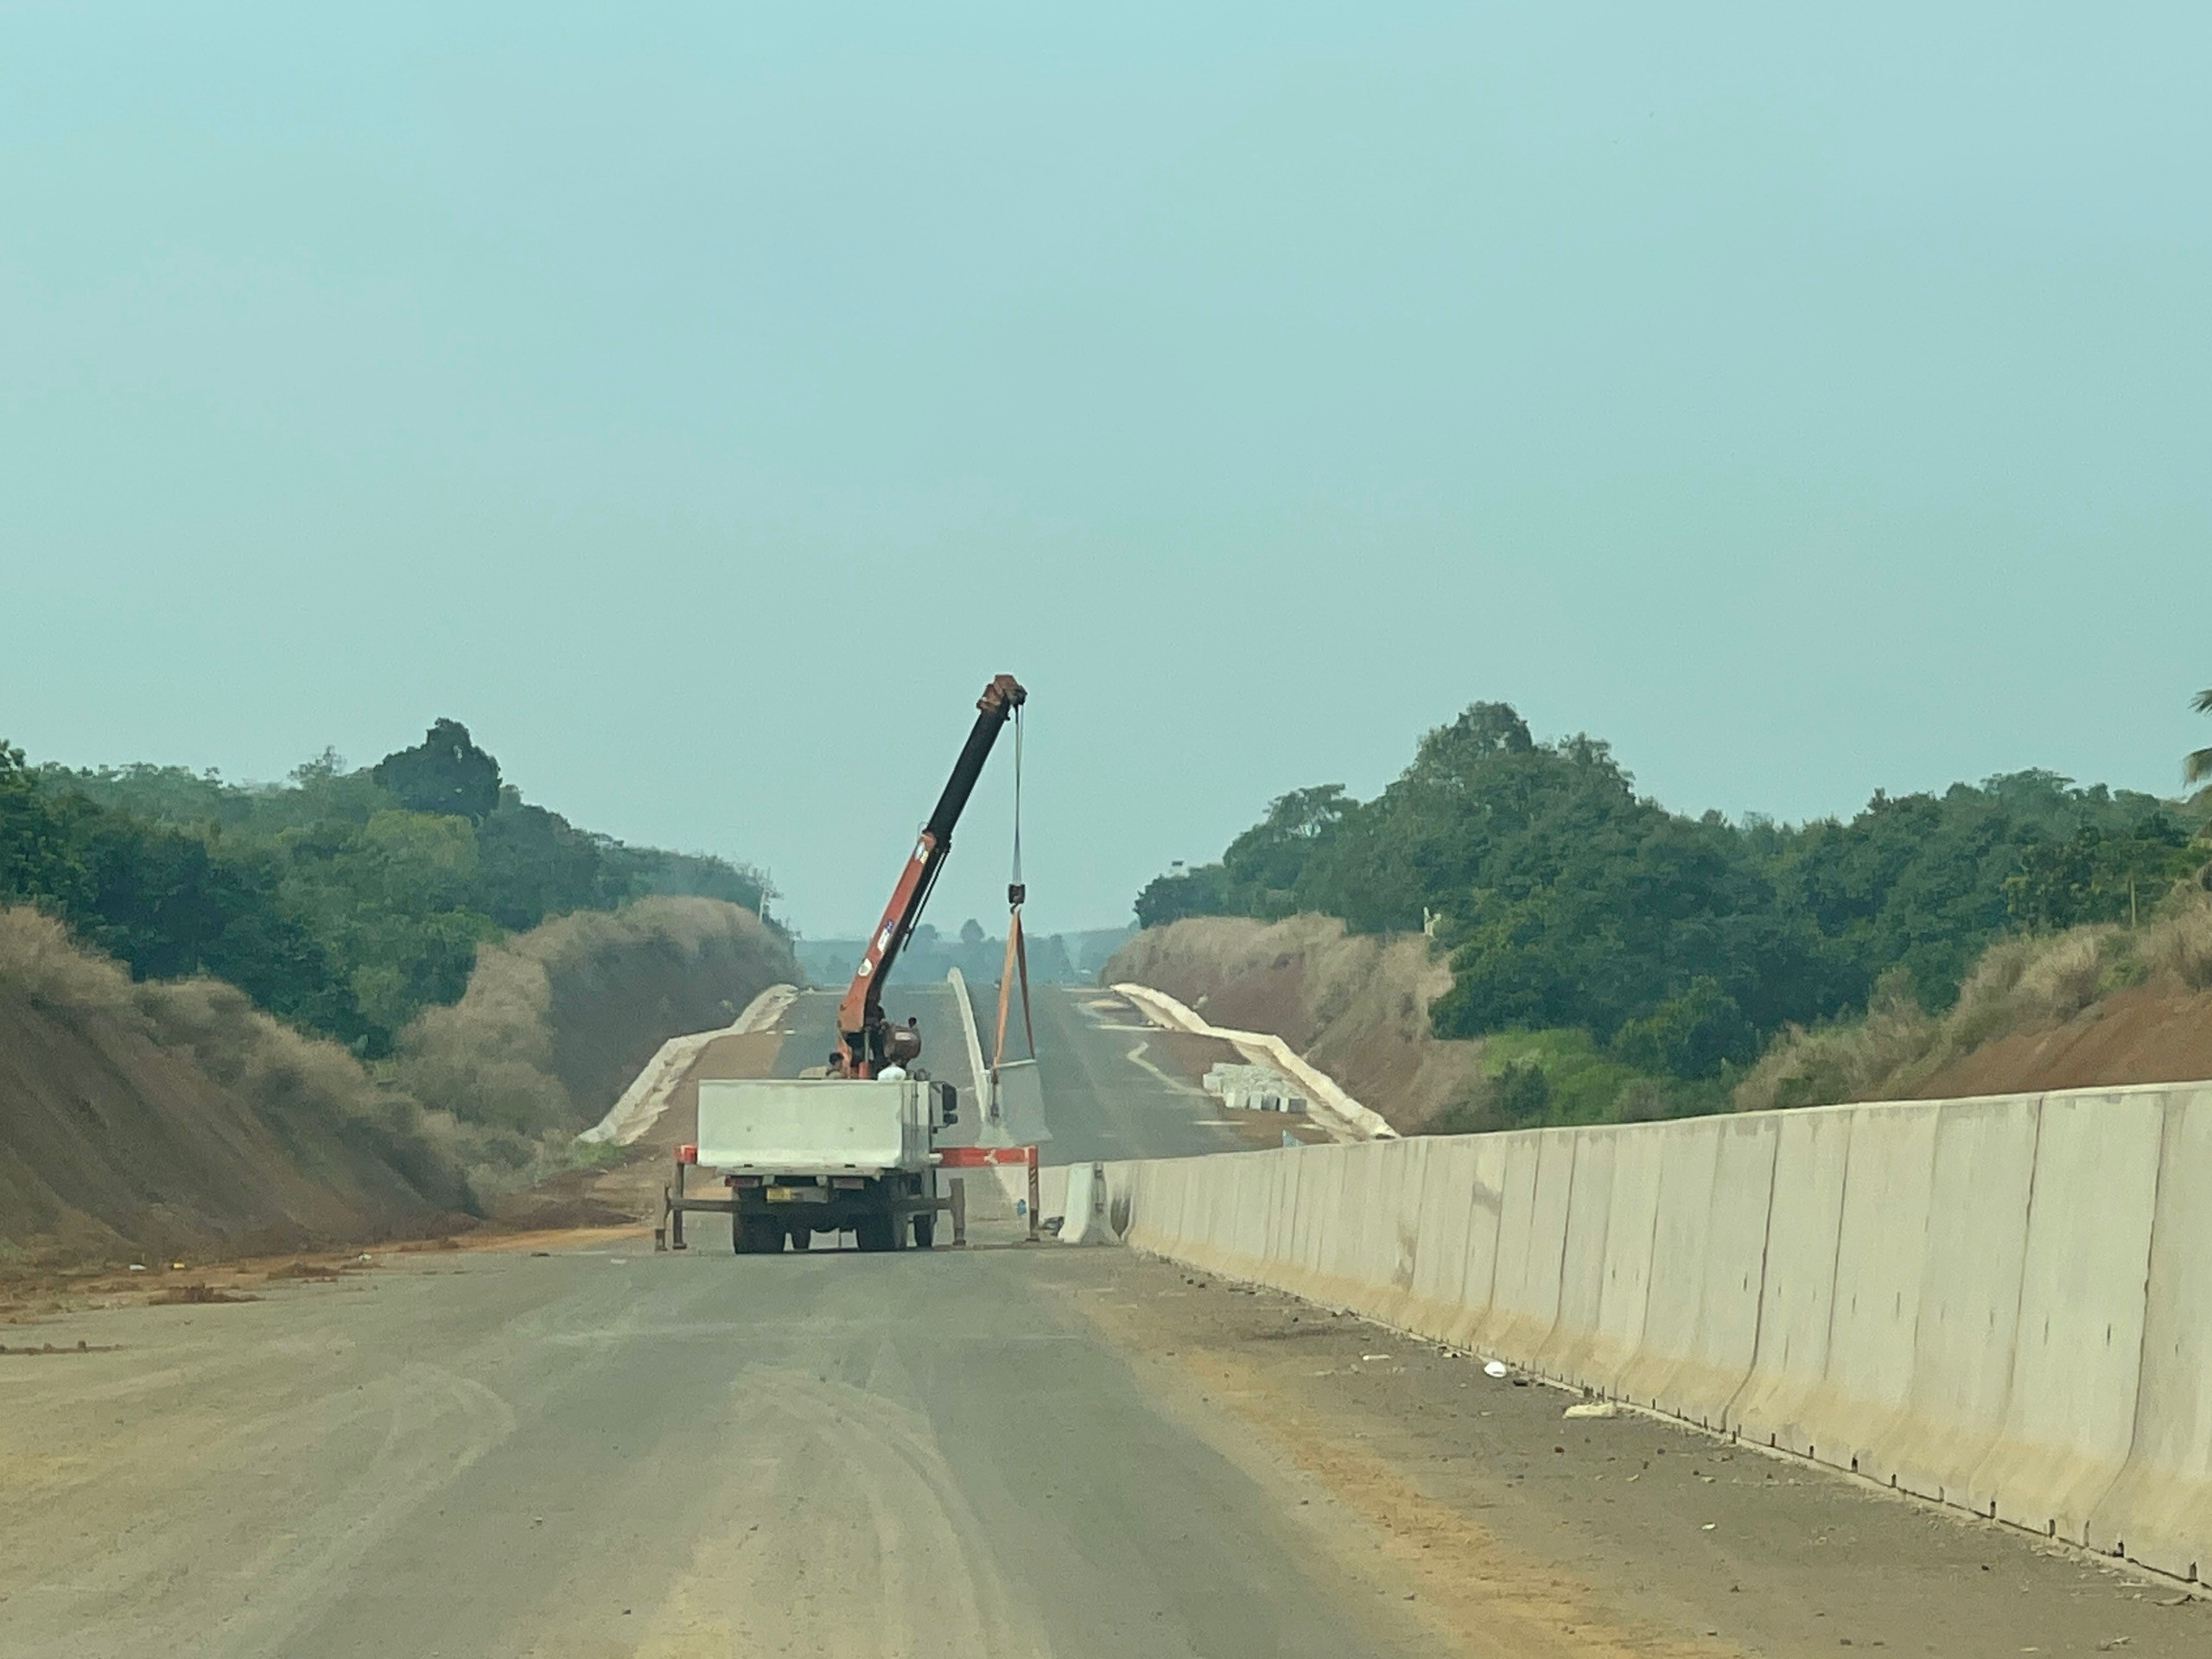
[825,1049,849,1078]
[878,1059,908,1081]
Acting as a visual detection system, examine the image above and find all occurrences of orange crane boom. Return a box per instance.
[836,673,1026,1076]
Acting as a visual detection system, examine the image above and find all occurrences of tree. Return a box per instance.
[1220,785,1350,916]
[959,918,985,946]
[1610,978,1757,1077]
[1134,862,1230,929]
[372,719,502,822]
[2188,688,2212,788]
[0,741,91,912]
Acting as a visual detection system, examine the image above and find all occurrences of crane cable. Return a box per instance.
[992,702,1034,1069]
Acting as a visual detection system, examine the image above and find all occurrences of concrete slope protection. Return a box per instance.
[1103,1080,2212,1588]
[1103,914,1487,1131]
[1114,982,1396,1142]
[576,983,798,1146]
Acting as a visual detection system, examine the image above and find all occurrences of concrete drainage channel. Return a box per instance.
[1089,1080,2212,1597]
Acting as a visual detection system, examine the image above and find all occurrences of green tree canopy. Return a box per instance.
[4,726,777,1056]
[372,719,502,823]
[1130,702,2197,1088]
[2188,687,2212,788]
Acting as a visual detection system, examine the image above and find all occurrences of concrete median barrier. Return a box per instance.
[1530,1127,1617,1384]
[1971,1088,2162,1548]
[1440,1133,1511,1352]
[1729,1103,1854,1454]
[1658,1114,1778,1433]
[1612,1118,1727,1416]
[1577,1122,1666,1391]
[1096,1077,2212,1591]
[1876,1095,2042,1510]
[1478,1133,1543,1351]
[1059,1162,1115,1244]
[1800,1100,1942,1484]
[2091,1085,2212,1582]
[1395,1137,1490,1340]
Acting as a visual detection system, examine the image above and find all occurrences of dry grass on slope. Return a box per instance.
[391,896,795,1189]
[0,906,472,1267]
[1103,915,1485,1132]
[1735,893,2212,1111]
[0,895,797,1262]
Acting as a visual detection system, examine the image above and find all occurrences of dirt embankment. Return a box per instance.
[0,909,470,1269]
[1908,981,2212,1098]
[1738,894,2212,1110]
[1103,916,1483,1132]
[393,897,793,1154]
[0,898,797,1268]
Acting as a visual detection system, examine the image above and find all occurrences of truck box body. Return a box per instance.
[696,1078,930,1175]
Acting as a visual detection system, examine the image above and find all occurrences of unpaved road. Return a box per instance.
[3,986,2204,1657]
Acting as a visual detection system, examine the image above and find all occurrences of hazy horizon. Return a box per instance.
[7,4,2207,935]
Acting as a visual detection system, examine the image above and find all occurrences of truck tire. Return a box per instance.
[787,1224,811,1252]
[912,1214,935,1249]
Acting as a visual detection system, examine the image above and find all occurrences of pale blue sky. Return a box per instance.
[5,3,2207,936]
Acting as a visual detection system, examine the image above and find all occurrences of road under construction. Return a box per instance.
[1,980,2207,1658]
[3,675,2208,1658]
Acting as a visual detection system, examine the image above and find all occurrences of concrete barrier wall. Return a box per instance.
[1104,1080,2212,1587]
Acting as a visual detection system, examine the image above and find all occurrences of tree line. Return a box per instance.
[1136,702,2208,1105]
[0,718,775,1057]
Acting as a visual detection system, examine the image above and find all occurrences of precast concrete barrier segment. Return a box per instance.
[577,983,799,1146]
[946,968,991,1109]
[1110,982,1397,1142]
[1101,1081,2212,1589]
[1059,1162,1115,1244]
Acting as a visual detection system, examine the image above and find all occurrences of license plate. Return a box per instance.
[766,1187,829,1204]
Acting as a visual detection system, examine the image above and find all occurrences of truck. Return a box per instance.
[658,672,1028,1257]
[698,1076,962,1252]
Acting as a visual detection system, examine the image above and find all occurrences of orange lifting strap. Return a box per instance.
[991,701,1034,1071]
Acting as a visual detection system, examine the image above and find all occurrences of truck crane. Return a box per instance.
[835,671,1026,1077]
[673,672,1028,1254]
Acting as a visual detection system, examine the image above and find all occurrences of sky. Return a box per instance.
[4,3,2208,938]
